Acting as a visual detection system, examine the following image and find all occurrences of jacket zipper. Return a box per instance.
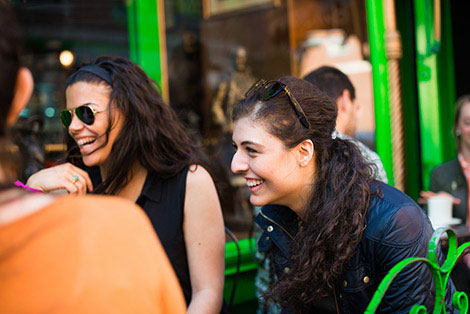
[259,209,295,240]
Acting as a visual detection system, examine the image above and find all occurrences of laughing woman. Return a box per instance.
[26,57,225,313]
[230,76,456,313]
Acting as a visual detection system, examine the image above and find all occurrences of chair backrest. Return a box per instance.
[364,227,470,313]
[224,226,241,309]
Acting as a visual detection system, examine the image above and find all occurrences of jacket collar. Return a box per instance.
[255,204,301,238]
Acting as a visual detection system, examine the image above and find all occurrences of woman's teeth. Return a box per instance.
[77,138,96,147]
[247,179,264,187]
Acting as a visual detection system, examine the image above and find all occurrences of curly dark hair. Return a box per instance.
[232,76,373,309]
[65,56,205,195]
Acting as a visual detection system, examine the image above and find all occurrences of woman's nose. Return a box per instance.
[231,151,248,174]
[68,114,84,133]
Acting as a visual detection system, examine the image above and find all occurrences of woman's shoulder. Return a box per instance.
[369,181,417,209]
[6,195,155,242]
[186,164,213,186]
[432,158,460,174]
[366,181,426,245]
[56,195,147,219]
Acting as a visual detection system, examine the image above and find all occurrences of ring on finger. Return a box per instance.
[71,175,80,184]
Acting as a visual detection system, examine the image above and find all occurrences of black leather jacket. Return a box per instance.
[255,181,456,313]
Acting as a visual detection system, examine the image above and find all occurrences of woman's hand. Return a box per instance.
[184,165,225,314]
[26,163,93,195]
[418,191,461,205]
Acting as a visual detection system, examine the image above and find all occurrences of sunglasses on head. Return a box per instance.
[245,79,312,129]
[60,105,104,128]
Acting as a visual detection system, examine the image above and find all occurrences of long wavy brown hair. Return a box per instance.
[65,56,205,195]
[232,76,373,310]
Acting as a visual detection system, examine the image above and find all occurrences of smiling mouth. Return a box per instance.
[77,137,96,149]
[246,179,264,188]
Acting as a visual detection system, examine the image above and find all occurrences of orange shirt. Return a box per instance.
[0,195,186,314]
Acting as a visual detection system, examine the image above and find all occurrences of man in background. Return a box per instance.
[304,65,388,183]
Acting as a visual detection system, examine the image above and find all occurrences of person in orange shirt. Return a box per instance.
[0,2,186,313]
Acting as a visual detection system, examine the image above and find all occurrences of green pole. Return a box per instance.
[414,0,455,189]
[436,0,456,169]
[126,0,168,101]
[395,0,421,200]
[366,0,394,185]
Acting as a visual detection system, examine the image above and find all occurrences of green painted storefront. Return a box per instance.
[127,0,460,308]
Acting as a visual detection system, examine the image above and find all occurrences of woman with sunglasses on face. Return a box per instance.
[26,56,225,314]
[231,76,457,313]
[1,4,187,313]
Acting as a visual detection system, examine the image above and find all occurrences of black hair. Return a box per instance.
[65,56,207,195]
[303,66,356,101]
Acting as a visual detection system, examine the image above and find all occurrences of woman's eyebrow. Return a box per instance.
[241,140,263,148]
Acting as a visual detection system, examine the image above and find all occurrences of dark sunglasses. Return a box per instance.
[60,105,104,128]
[245,79,312,129]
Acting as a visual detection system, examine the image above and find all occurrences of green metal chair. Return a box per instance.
[365,227,470,313]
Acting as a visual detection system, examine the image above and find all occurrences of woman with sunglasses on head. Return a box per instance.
[231,76,457,313]
[26,56,225,314]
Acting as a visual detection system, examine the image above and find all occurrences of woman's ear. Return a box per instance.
[7,67,34,126]
[297,139,314,167]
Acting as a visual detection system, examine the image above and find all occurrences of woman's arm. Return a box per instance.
[26,163,93,195]
[184,165,225,314]
[418,165,462,205]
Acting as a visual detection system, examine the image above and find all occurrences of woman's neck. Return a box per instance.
[460,147,470,162]
[115,162,148,202]
[288,162,316,220]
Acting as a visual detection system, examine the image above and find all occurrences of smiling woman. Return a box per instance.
[231,76,457,313]
[64,82,122,169]
[231,117,310,212]
[25,56,226,313]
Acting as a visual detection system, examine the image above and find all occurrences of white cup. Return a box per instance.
[428,195,453,228]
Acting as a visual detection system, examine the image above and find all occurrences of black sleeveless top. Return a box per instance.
[135,167,192,305]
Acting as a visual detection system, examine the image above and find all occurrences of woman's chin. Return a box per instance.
[250,196,267,207]
[82,155,100,168]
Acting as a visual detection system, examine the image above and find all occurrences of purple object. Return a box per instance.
[14,180,43,193]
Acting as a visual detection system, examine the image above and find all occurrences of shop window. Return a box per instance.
[12,0,375,240]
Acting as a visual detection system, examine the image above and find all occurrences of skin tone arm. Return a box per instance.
[418,191,461,205]
[26,163,93,195]
[184,165,225,314]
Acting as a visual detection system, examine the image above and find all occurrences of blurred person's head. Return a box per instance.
[0,1,34,182]
[454,95,470,152]
[63,56,201,194]
[303,66,357,137]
